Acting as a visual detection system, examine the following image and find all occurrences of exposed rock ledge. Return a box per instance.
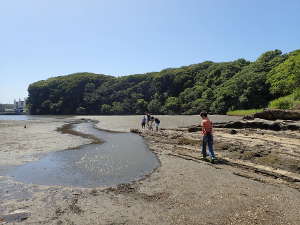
[244,109,300,121]
[187,109,300,132]
[188,118,300,132]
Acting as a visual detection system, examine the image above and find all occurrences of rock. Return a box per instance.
[243,115,254,120]
[187,113,300,132]
[187,126,201,132]
[1,210,30,223]
[244,109,300,121]
[230,129,237,134]
[218,119,300,131]
[130,128,141,134]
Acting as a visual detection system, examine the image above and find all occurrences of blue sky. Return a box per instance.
[0,0,299,103]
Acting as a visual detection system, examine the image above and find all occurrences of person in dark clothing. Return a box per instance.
[154,117,160,131]
[146,113,151,127]
[141,116,146,129]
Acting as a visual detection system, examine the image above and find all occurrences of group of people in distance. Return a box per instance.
[141,113,160,131]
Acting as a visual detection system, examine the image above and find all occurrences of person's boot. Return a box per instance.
[210,157,217,164]
[202,155,209,161]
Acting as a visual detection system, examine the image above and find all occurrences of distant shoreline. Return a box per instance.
[0,112,26,115]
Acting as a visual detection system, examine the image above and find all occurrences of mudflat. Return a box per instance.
[75,115,242,132]
[0,119,91,166]
[0,116,300,225]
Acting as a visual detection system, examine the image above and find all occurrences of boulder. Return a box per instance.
[0,210,30,223]
[230,129,238,134]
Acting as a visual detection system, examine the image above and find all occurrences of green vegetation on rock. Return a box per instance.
[226,109,264,116]
[27,49,300,115]
[269,88,300,110]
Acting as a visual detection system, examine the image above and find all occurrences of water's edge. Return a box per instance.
[2,120,160,188]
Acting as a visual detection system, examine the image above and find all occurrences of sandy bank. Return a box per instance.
[75,115,242,132]
[0,119,91,166]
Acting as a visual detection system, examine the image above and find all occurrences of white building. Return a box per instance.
[14,98,26,113]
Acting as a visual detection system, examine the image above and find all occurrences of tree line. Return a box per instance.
[27,49,300,115]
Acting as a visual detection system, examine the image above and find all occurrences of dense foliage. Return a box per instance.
[268,88,300,110]
[27,49,300,115]
[267,50,300,97]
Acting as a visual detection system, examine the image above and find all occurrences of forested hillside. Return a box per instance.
[27,49,300,115]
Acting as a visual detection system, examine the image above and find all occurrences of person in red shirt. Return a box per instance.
[200,112,216,162]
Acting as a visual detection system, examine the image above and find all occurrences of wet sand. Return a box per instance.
[75,115,242,132]
[0,116,300,225]
[0,119,90,167]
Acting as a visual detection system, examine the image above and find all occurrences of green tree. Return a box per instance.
[26,49,299,115]
[162,97,180,114]
[111,102,124,114]
[101,104,112,114]
[135,99,148,114]
[147,99,161,114]
[267,50,300,96]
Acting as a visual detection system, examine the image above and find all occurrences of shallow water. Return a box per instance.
[3,122,160,188]
[0,115,33,120]
[0,115,72,121]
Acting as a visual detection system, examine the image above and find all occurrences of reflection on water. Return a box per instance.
[4,123,160,187]
[0,115,32,120]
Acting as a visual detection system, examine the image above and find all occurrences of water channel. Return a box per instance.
[3,122,160,188]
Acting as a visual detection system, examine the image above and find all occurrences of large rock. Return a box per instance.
[187,119,300,132]
[220,119,300,131]
[244,109,300,121]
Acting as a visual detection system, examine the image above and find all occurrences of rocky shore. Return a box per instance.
[244,109,300,121]
[0,116,300,225]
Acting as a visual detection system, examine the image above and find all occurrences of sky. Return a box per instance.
[0,0,299,103]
